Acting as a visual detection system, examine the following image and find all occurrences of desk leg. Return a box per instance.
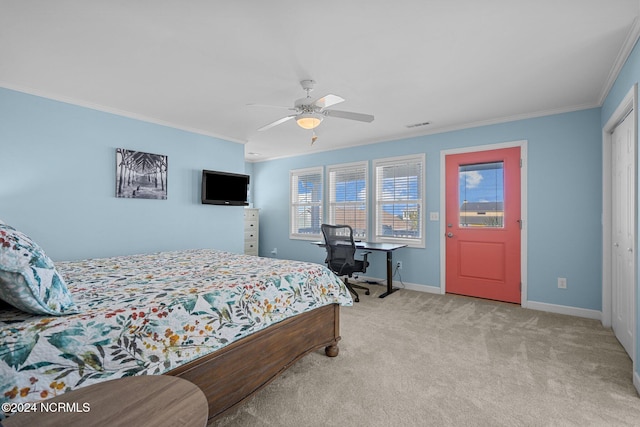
[379,250,398,298]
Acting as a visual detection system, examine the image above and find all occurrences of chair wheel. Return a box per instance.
[365,290,370,295]
[354,297,360,302]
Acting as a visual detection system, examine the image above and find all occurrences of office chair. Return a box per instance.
[321,224,370,302]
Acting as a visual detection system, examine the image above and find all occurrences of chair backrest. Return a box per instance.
[321,224,356,275]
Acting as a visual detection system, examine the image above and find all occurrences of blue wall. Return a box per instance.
[0,88,246,260]
[252,108,603,311]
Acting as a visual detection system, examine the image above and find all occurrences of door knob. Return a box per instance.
[447,232,454,238]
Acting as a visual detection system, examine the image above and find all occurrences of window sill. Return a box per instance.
[290,234,322,241]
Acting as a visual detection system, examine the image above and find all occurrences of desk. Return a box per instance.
[312,241,407,298]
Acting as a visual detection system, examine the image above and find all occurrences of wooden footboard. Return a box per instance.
[166,303,341,421]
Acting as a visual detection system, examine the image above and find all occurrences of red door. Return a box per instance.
[445,147,521,303]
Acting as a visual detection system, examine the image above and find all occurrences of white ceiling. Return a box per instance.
[1,1,639,162]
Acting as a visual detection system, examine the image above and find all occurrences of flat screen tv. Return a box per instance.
[201,170,249,206]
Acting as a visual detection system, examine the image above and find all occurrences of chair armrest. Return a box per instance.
[361,251,370,271]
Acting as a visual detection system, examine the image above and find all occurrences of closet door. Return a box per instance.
[611,110,635,360]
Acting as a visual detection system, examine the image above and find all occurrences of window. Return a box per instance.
[373,154,425,247]
[327,162,368,239]
[459,161,504,228]
[290,167,323,239]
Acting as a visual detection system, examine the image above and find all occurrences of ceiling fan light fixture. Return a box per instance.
[296,113,323,130]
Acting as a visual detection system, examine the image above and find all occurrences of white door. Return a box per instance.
[611,110,635,360]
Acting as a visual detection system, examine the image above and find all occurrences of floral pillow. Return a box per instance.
[0,224,79,315]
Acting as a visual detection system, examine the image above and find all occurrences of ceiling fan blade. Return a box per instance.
[323,109,374,123]
[257,115,296,131]
[247,103,293,110]
[313,94,345,109]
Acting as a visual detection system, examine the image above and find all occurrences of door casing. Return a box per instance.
[439,140,528,306]
[602,84,637,366]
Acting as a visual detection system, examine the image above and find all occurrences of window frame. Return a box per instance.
[289,166,324,240]
[372,154,426,248]
[326,161,369,241]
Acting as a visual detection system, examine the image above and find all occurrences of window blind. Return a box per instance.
[290,167,323,238]
[373,155,424,245]
[327,162,367,239]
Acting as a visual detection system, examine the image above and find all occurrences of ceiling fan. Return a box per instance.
[251,80,374,132]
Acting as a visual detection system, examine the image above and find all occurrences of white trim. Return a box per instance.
[0,82,593,165]
[289,166,324,240]
[364,278,602,321]
[355,275,442,294]
[0,83,247,145]
[598,17,640,105]
[439,140,529,307]
[372,153,426,248]
[601,84,637,370]
[245,104,598,163]
[525,301,601,321]
[602,84,637,327]
[399,282,442,295]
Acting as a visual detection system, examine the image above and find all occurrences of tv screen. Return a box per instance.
[201,170,249,206]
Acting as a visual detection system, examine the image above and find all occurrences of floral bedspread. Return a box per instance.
[0,249,352,408]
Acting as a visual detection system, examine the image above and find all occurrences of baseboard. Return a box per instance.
[354,275,442,295]
[525,300,602,321]
[354,275,602,320]
[634,370,640,396]
[400,281,442,294]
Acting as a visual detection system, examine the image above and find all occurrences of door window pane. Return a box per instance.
[459,161,504,228]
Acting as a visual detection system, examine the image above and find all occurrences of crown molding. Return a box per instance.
[246,103,598,162]
[0,83,246,145]
[598,16,640,105]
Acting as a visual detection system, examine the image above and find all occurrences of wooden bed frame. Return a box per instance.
[166,303,341,421]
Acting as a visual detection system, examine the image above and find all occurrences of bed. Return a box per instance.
[0,225,352,422]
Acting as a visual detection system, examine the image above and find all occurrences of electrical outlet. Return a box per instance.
[270,248,278,256]
[558,277,567,289]
[396,261,402,269]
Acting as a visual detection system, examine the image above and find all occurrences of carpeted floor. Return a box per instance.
[211,286,640,426]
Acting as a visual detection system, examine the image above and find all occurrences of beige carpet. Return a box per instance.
[211,286,640,426]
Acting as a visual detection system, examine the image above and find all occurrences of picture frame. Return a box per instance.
[116,148,168,199]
